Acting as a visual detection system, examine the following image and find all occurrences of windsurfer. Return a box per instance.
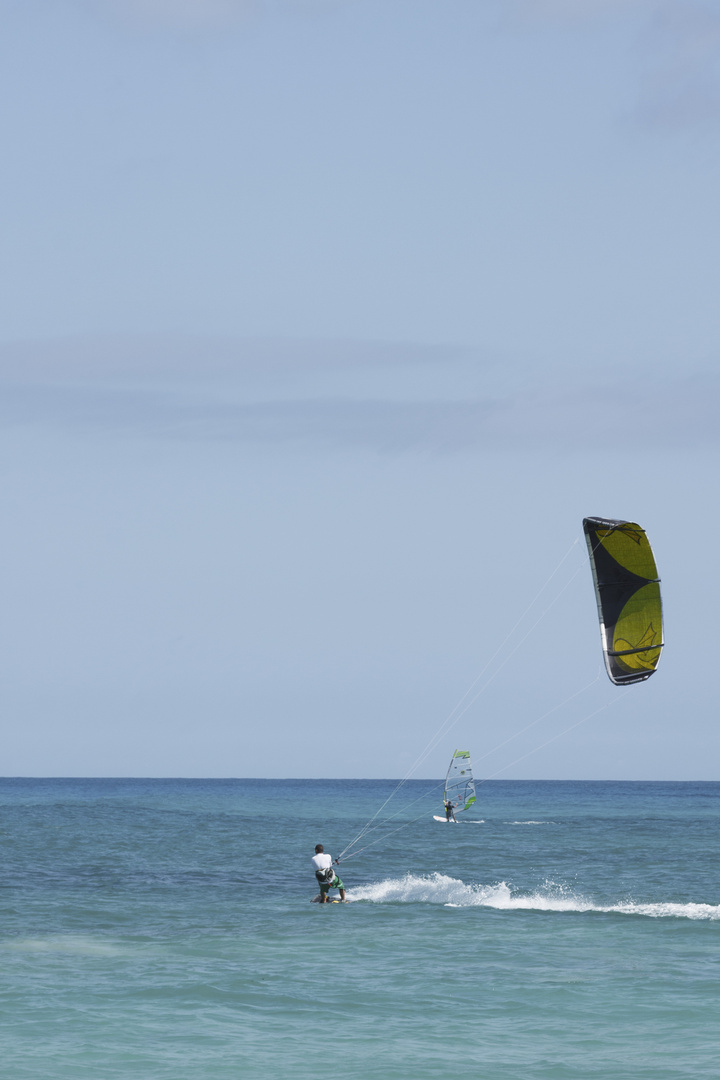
[445,800,456,822]
[312,844,345,902]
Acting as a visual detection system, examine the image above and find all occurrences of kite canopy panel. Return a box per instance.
[583,517,663,686]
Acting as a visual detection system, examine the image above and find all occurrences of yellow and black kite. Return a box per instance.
[583,517,663,686]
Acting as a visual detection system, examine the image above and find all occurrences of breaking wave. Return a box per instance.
[349,873,720,920]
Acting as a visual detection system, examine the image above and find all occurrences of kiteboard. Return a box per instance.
[311,894,349,903]
[433,815,457,822]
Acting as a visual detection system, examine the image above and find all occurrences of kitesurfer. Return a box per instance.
[445,800,456,822]
[312,844,345,902]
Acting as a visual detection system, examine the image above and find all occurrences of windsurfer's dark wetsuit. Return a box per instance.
[445,801,456,822]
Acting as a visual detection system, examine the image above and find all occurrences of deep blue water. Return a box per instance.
[1,778,719,1079]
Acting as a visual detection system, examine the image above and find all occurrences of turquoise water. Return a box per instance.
[1,778,719,1079]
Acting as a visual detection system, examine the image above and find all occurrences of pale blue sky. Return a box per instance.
[1,0,718,778]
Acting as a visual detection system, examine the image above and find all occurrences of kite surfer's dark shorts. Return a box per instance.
[319,874,343,894]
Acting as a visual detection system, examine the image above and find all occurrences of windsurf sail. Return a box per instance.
[583,517,663,686]
[444,750,476,814]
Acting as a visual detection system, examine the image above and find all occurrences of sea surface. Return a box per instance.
[1,778,719,1079]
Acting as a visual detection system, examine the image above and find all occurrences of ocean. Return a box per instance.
[1,777,718,1079]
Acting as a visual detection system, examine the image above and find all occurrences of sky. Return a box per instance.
[1,0,719,779]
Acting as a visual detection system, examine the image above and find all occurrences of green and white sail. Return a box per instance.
[444,750,476,814]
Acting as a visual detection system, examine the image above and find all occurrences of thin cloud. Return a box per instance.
[499,0,720,131]
[0,335,455,384]
[96,0,258,30]
[42,0,720,129]
[500,0,658,28]
[635,1,720,129]
[82,0,345,31]
[0,337,717,453]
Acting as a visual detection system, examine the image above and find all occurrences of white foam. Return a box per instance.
[506,821,557,825]
[349,874,720,920]
[608,901,720,921]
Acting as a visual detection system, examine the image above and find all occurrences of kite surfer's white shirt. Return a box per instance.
[312,852,333,874]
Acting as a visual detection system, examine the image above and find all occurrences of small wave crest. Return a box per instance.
[506,821,557,825]
[349,874,720,920]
